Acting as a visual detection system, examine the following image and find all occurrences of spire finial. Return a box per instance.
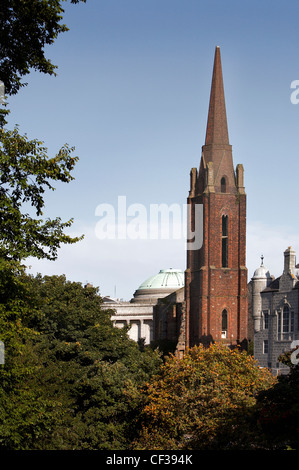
[261,254,264,266]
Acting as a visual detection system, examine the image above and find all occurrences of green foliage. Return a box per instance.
[1,263,298,451]
[0,269,162,449]
[0,260,61,450]
[254,351,299,450]
[0,109,83,261]
[132,343,276,450]
[0,0,165,450]
[0,0,86,95]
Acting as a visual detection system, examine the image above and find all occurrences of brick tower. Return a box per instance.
[184,46,248,348]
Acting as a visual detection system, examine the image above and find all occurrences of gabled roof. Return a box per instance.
[262,276,280,292]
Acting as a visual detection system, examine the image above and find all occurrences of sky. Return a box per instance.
[4,0,299,300]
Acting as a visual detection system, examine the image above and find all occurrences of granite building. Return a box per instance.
[103,268,184,345]
[252,247,299,374]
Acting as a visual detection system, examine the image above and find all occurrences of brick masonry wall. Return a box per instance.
[186,178,248,347]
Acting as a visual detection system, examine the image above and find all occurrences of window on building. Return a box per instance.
[291,310,295,332]
[283,305,290,333]
[221,309,228,338]
[221,215,228,268]
[263,310,269,329]
[278,312,281,334]
[277,305,295,340]
[221,176,227,193]
[263,340,268,354]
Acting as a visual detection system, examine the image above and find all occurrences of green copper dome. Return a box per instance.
[131,268,184,304]
[138,268,184,290]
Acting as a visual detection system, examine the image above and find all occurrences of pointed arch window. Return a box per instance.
[221,309,228,338]
[221,176,227,193]
[221,215,228,267]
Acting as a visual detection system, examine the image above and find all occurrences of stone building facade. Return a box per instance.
[252,247,299,374]
[103,268,184,345]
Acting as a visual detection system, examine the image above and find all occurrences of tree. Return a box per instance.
[0,1,86,260]
[132,343,275,450]
[0,0,86,95]
[0,109,82,261]
[0,260,62,450]
[254,350,299,450]
[0,272,162,450]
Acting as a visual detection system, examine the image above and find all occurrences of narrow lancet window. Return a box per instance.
[221,309,228,338]
[221,215,228,267]
[221,176,227,193]
[283,305,290,333]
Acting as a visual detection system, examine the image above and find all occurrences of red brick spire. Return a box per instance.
[205,46,229,146]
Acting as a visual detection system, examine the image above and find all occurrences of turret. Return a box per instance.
[251,256,272,332]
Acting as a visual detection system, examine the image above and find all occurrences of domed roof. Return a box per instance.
[131,268,184,304]
[138,268,184,290]
[253,265,271,279]
[252,257,271,279]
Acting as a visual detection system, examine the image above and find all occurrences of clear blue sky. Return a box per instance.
[5,0,299,299]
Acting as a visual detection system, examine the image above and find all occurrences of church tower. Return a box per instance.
[184,47,248,348]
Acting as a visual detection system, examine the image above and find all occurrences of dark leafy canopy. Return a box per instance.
[0,260,55,450]
[254,351,299,450]
[0,0,86,95]
[0,271,162,450]
[0,109,83,260]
